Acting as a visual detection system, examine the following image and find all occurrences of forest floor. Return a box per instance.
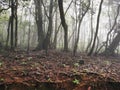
[0,50,120,90]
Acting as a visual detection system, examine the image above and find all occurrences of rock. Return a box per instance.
[79,60,84,65]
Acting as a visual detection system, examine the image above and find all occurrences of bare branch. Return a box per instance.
[0,7,10,13]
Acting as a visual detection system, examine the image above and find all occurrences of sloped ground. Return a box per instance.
[0,50,120,90]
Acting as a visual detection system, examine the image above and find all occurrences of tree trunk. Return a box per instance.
[104,33,120,55]
[6,16,11,48]
[43,0,54,52]
[86,1,94,53]
[34,0,45,50]
[58,0,68,52]
[73,0,90,56]
[105,5,120,50]
[53,4,58,49]
[88,0,104,56]
[10,0,14,50]
[15,0,18,48]
[103,5,120,56]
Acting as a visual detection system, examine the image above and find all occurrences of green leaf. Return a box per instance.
[74,63,79,67]
[48,78,52,82]
[0,62,3,66]
[27,57,32,60]
[21,61,27,65]
[62,64,66,67]
[0,78,4,81]
[73,79,80,84]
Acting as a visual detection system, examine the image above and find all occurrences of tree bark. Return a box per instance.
[105,5,120,50]
[86,1,94,53]
[15,0,18,47]
[10,0,14,50]
[73,0,90,56]
[53,0,73,49]
[88,0,104,56]
[104,33,120,55]
[53,3,58,49]
[102,5,120,55]
[43,0,54,52]
[6,16,11,48]
[34,0,45,50]
[58,0,68,52]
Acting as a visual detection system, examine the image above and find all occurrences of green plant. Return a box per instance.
[21,61,27,65]
[62,64,66,67]
[0,78,4,81]
[0,62,3,66]
[72,68,79,74]
[73,79,80,84]
[74,63,79,67]
[47,78,52,82]
[27,57,33,60]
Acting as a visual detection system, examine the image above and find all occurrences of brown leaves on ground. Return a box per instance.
[0,50,120,87]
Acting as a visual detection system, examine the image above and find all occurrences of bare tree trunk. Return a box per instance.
[100,5,120,56]
[15,0,18,48]
[104,33,120,55]
[34,0,45,50]
[88,0,104,56]
[105,5,120,50]
[53,0,73,50]
[6,16,11,48]
[86,1,94,53]
[27,23,31,52]
[10,0,14,50]
[53,5,58,49]
[43,0,54,53]
[58,0,68,52]
[6,0,18,50]
[73,0,90,56]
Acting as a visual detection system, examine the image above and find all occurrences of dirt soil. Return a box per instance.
[0,50,120,90]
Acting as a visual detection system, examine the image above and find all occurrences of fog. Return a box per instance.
[0,0,120,54]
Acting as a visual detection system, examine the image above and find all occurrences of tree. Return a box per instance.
[8,0,18,50]
[88,0,104,56]
[103,5,120,55]
[10,0,14,49]
[53,0,73,49]
[73,0,90,56]
[14,0,18,47]
[58,0,68,52]
[43,0,54,52]
[104,32,120,55]
[34,0,45,50]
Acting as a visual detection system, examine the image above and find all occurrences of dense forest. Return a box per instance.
[0,0,120,55]
[0,0,120,90]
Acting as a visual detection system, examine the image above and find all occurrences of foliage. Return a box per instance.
[74,63,79,67]
[0,62,3,66]
[72,79,80,84]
